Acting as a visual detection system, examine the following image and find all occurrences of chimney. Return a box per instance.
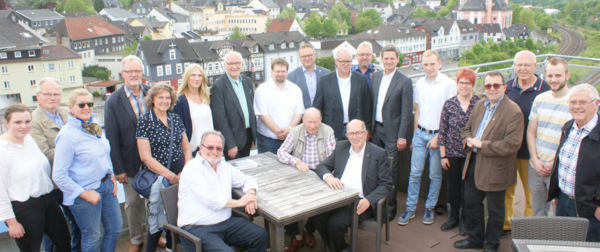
[55,32,62,45]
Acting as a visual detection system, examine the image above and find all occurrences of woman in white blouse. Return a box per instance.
[173,63,214,156]
[0,104,70,251]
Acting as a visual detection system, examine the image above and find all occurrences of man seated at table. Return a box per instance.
[312,119,392,252]
[177,130,268,252]
[276,107,336,251]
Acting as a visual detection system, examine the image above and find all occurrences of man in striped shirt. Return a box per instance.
[526,57,572,216]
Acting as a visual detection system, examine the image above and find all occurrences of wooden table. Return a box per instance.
[230,152,360,252]
[512,239,600,251]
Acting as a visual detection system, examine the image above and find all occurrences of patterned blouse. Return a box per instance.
[438,95,481,158]
[136,110,186,174]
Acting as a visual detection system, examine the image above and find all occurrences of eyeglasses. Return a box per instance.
[568,99,597,106]
[123,70,142,74]
[226,62,242,66]
[300,54,314,58]
[77,102,94,108]
[457,81,472,86]
[514,63,534,68]
[346,130,365,137]
[357,53,372,57]
[202,144,224,152]
[336,60,352,65]
[39,92,61,97]
[483,84,505,90]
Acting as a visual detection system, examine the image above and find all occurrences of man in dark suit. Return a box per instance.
[287,42,330,109]
[370,45,413,220]
[313,49,372,140]
[104,55,150,252]
[210,51,257,160]
[456,71,524,252]
[312,119,392,252]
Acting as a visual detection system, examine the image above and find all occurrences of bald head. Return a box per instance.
[303,108,323,135]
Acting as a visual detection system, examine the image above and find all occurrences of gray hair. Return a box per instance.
[514,50,536,64]
[200,130,225,146]
[356,41,373,53]
[570,83,599,100]
[37,77,61,93]
[346,119,366,131]
[223,51,243,63]
[334,48,352,60]
[299,42,314,51]
[122,55,143,69]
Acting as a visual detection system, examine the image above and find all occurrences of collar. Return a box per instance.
[484,95,504,109]
[572,113,598,131]
[302,65,315,74]
[383,70,395,78]
[266,79,290,90]
[511,73,543,92]
[124,84,134,98]
[197,154,223,172]
[226,73,241,85]
[351,63,374,73]
[336,70,351,81]
[349,142,366,157]
[42,107,60,118]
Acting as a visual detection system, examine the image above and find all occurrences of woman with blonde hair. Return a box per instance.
[173,63,214,155]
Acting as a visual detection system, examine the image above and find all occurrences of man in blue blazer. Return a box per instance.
[210,51,257,160]
[287,42,330,109]
[313,49,372,140]
[104,55,150,252]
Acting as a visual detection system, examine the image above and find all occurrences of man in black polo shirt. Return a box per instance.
[503,50,549,235]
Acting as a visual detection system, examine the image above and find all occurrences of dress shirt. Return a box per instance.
[0,135,53,221]
[254,79,305,139]
[413,73,457,130]
[178,155,258,227]
[375,71,394,123]
[277,129,336,169]
[303,66,318,104]
[336,71,352,123]
[43,108,65,128]
[340,144,366,198]
[227,74,250,128]
[557,114,598,197]
[473,96,504,152]
[188,100,214,151]
[124,84,147,118]
[53,116,113,206]
[351,64,376,87]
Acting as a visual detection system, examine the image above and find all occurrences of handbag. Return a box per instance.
[132,113,175,198]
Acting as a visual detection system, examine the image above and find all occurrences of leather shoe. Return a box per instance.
[500,229,511,238]
[157,236,167,248]
[128,243,142,252]
[483,246,498,252]
[441,218,459,232]
[303,230,316,247]
[284,237,304,252]
[454,239,483,249]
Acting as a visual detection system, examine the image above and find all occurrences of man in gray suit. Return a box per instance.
[370,45,414,221]
[210,51,257,160]
[287,42,330,108]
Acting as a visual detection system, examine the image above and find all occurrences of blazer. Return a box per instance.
[173,95,193,141]
[460,97,524,192]
[370,69,413,141]
[548,118,600,218]
[287,65,330,109]
[315,141,392,209]
[210,74,257,151]
[30,106,69,166]
[104,84,150,178]
[312,71,372,139]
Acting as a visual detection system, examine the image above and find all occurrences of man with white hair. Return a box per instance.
[313,49,372,140]
[548,84,600,242]
[351,41,380,87]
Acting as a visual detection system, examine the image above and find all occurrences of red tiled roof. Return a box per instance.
[267,18,294,33]
[64,16,125,40]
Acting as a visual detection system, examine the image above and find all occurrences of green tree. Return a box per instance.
[124,40,138,55]
[359,9,382,27]
[446,0,459,9]
[316,56,335,71]
[63,0,89,13]
[353,16,375,33]
[277,7,296,19]
[328,4,351,25]
[143,35,152,41]
[519,9,537,29]
[511,4,523,24]
[536,14,553,31]
[82,65,111,81]
[409,8,437,18]
[321,19,339,38]
[230,27,246,39]
[265,17,272,31]
[93,0,104,12]
[304,17,322,38]
[437,7,451,18]
[525,37,535,51]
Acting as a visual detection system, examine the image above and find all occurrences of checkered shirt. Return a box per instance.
[277,130,336,169]
[124,84,146,118]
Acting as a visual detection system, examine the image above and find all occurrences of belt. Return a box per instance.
[418,125,438,134]
[101,174,110,183]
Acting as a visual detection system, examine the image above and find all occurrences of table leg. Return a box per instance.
[350,200,358,252]
[276,223,285,251]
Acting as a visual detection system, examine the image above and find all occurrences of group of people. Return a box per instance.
[0,38,598,252]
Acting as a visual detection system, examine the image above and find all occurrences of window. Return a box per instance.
[28,50,35,56]
[157,65,163,76]
[99,39,102,45]
[68,61,74,68]
[112,37,116,43]
[15,51,21,58]
[3,81,9,89]
[27,65,35,72]
[0,52,6,59]
[30,80,36,87]
[1,66,7,74]
[95,40,98,46]
[176,63,182,74]
[48,63,55,71]
[165,65,171,75]
[105,38,108,44]
[169,49,176,60]
[69,75,76,82]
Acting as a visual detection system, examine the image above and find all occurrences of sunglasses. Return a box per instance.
[202,144,224,152]
[77,102,94,108]
[483,84,504,90]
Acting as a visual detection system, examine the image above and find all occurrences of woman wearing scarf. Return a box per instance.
[53,89,122,252]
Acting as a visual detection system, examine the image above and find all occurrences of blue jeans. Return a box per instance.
[182,217,268,252]
[42,188,82,252]
[406,129,442,211]
[69,180,123,252]
[556,192,600,242]
[257,133,284,154]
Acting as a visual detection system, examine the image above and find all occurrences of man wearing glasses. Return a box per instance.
[503,50,549,235]
[351,41,381,88]
[455,71,523,252]
[211,51,257,160]
[287,42,330,109]
[313,49,372,140]
[31,78,81,252]
[104,55,150,252]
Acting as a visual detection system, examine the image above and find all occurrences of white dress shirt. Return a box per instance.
[188,100,214,151]
[340,144,365,198]
[413,73,457,130]
[254,79,305,139]
[177,155,258,227]
[375,71,394,123]
[0,135,53,221]
[337,71,352,123]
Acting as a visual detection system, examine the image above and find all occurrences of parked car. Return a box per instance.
[453,56,461,61]
[412,64,422,71]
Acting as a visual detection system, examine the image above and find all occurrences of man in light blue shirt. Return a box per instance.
[287,42,330,108]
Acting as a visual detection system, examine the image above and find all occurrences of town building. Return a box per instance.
[453,0,513,29]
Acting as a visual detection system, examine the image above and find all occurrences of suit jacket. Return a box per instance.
[312,72,372,139]
[315,141,392,208]
[210,74,257,151]
[104,84,150,178]
[460,97,524,192]
[30,105,69,166]
[287,65,330,109]
[370,69,413,141]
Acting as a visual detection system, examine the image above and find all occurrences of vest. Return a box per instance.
[290,123,334,163]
